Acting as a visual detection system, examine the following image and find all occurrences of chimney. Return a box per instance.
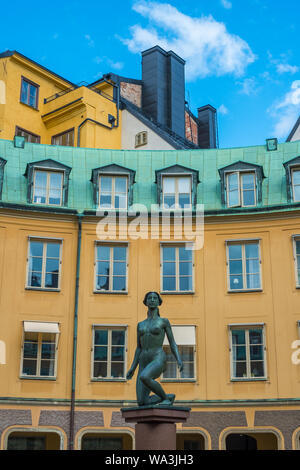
[197,105,218,149]
[141,46,186,139]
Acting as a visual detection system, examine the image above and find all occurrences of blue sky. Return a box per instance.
[1,0,299,148]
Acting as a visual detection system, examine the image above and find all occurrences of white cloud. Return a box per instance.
[84,34,95,47]
[221,0,232,9]
[121,1,255,81]
[276,63,299,74]
[107,59,124,71]
[269,80,300,138]
[218,104,229,115]
[94,56,102,64]
[237,77,259,96]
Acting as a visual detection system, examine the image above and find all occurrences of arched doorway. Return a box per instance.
[225,432,278,450]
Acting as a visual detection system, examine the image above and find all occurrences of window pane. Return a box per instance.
[293,171,300,185]
[249,329,263,344]
[100,194,112,207]
[179,262,192,276]
[293,185,300,201]
[111,362,124,378]
[41,342,55,359]
[28,271,42,287]
[112,330,125,345]
[46,258,60,273]
[114,194,127,209]
[97,261,110,276]
[163,362,177,378]
[49,189,62,205]
[228,173,239,190]
[232,361,247,378]
[40,360,55,376]
[181,362,194,379]
[94,346,108,361]
[242,173,255,189]
[97,246,110,261]
[164,195,175,208]
[113,276,126,291]
[111,346,124,361]
[46,243,60,259]
[97,276,109,290]
[163,276,176,291]
[178,177,191,193]
[113,246,126,261]
[178,194,191,208]
[246,274,260,289]
[179,247,192,261]
[100,176,112,192]
[93,362,107,378]
[113,261,126,276]
[163,262,176,276]
[179,276,193,291]
[232,345,246,361]
[29,85,37,107]
[180,346,194,361]
[33,189,46,204]
[30,257,43,272]
[163,177,175,193]
[243,190,255,206]
[232,330,245,345]
[163,247,176,261]
[250,361,264,377]
[228,189,239,207]
[250,345,264,361]
[22,359,37,375]
[50,172,62,189]
[245,243,259,259]
[296,241,300,255]
[115,177,127,193]
[94,330,108,345]
[230,274,243,290]
[23,341,38,358]
[246,259,260,274]
[229,259,243,275]
[21,80,29,102]
[35,171,47,187]
[45,272,59,288]
[228,244,242,259]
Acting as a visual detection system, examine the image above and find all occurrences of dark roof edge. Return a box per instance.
[89,73,142,88]
[0,50,75,87]
[121,97,198,150]
[286,115,300,142]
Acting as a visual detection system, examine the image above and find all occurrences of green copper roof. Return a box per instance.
[0,138,300,214]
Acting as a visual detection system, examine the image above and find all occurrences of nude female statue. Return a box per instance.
[126,291,183,406]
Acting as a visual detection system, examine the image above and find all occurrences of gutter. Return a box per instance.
[69,213,83,450]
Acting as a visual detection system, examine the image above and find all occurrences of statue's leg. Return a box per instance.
[136,373,151,406]
[139,360,168,404]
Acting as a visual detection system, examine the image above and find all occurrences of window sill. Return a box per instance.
[25,287,60,292]
[20,376,57,381]
[20,101,39,112]
[160,291,195,295]
[227,289,263,294]
[91,378,126,382]
[93,290,128,295]
[230,377,268,382]
[161,379,196,383]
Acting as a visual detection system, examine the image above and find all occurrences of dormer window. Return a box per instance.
[218,161,265,208]
[283,157,300,203]
[91,164,136,210]
[155,165,199,210]
[24,159,71,207]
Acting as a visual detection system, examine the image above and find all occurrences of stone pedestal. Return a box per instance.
[121,406,190,450]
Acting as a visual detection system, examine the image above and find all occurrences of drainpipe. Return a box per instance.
[69,213,83,450]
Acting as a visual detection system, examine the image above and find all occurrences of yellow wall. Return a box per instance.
[0,211,300,403]
[0,54,121,149]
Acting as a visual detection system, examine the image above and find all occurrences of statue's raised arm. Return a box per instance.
[126,291,183,407]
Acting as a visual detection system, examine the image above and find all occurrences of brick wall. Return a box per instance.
[185,111,198,145]
[120,82,142,108]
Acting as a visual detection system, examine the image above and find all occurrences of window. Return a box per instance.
[99,175,128,210]
[226,172,256,207]
[291,168,300,202]
[15,126,40,144]
[162,176,192,209]
[95,244,127,293]
[21,321,60,379]
[226,240,261,291]
[91,164,136,210]
[161,244,193,293]
[293,237,300,287]
[135,131,147,148]
[33,170,63,206]
[7,436,46,450]
[162,326,196,380]
[26,239,62,290]
[92,327,126,379]
[229,325,266,380]
[51,128,74,147]
[20,77,39,109]
[155,165,199,210]
[24,159,72,207]
[218,161,265,208]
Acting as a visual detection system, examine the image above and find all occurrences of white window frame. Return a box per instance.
[162,325,196,381]
[228,323,267,381]
[226,239,262,292]
[94,242,128,293]
[292,235,300,287]
[91,325,127,381]
[291,168,300,202]
[32,169,64,206]
[162,174,192,210]
[20,322,60,379]
[225,171,257,208]
[160,243,194,294]
[26,237,62,291]
[98,174,128,210]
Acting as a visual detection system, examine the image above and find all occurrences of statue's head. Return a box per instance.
[143,291,162,309]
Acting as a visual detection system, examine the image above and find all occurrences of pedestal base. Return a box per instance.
[121,406,190,450]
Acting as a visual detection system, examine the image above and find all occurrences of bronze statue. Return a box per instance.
[126,291,183,406]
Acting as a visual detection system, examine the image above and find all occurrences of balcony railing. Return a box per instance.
[44,82,115,104]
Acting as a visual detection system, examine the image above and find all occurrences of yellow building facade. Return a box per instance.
[0,138,300,450]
